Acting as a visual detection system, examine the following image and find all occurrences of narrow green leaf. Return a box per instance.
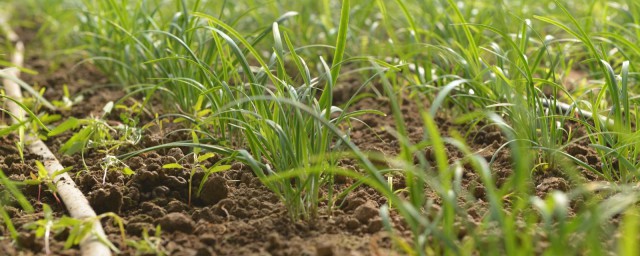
[0,170,34,212]
[48,117,80,137]
[330,0,350,86]
[60,127,92,155]
[52,166,73,178]
[197,152,216,162]
[162,163,183,169]
[207,165,231,174]
[122,167,134,176]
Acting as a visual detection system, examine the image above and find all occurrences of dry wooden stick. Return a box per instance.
[1,14,113,256]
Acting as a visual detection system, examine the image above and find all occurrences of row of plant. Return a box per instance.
[2,0,640,254]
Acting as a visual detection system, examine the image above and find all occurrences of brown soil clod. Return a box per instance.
[167,147,185,160]
[88,185,124,214]
[156,212,196,234]
[354,200,379,224]
[198,175,229,205]
[536,177,570,197]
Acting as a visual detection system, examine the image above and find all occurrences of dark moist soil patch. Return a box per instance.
[2,31,609,256]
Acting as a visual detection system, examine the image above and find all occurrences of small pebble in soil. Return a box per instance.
[156,212,196,233]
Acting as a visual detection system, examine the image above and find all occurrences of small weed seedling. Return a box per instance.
[48,102,141,155]
[50,84,83,110]
[1,168,35,241]
[100,155,134,184]
[25,204,125,255]
[24,160,71,205]
[163,141,233,206]
[48,102,138,181]
[0,92,48,243]
[1,92,51,164]
[126,225,167,256]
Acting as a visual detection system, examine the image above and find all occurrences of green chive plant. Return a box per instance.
[536,1,640,182]
[356,0,640,254]
[195,0,390,220]
[63,0,640,254]
[78,0,385,220]
[78,0,303,142]
[373,67,640,254]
